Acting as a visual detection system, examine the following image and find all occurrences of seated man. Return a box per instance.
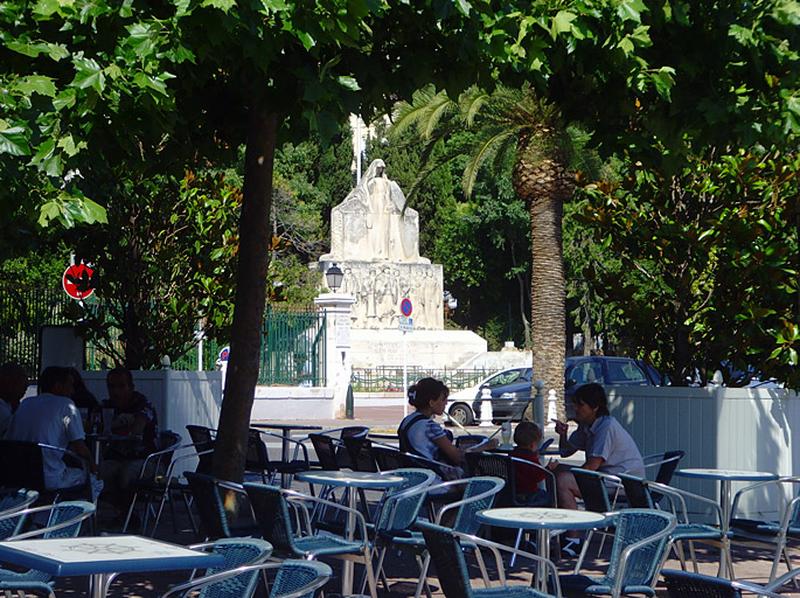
[100,368,158,526]
[0,362,28,437]
[553,383,644,556]
[5,366,95,491]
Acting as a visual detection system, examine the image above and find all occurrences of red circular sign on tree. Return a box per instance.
[62,263,96,300]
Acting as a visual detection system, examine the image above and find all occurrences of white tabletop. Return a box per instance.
[676,468,778,482]
[297,470,406,489]
[0,535,223,577]
[477,507,608,530]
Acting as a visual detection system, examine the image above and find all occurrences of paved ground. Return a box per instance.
[29,408,800,595]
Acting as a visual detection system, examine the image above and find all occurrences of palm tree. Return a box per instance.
[392,84,576,420]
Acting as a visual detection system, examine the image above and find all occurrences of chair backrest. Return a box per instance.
[245,429,272,473]
[661,569,741,598]
[148,431,182,479]
[187,425,216,474]
[308,434,339,471]
[185,472,253,540]
[605,509,675,591]
[343,436,378,472]
[418,521,475,598]
[42,500,95,539]
[374,469,436,534]
[336,426,368,468]
[0,489,38,540]
[464,453,515,507]
[199,538,273,598]
[451,477,505,536]
[372,445,405,472]
[539,438,555,452]
[243,483,297,555]
[572,468,614,513]
[454,435,487,450]
[651,450,685,486]
[618,473,655,509]
[270,560,332,598]
[0,440,47,492]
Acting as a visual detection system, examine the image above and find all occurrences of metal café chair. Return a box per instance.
[662,568,800,598]
[418,521,562,597]
[0,490,39,540]
[184,472,260,540]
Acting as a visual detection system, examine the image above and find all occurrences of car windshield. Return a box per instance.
[485,370,523,387]
[607,360,648,383]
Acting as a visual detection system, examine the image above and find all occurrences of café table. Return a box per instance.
[477,507,608,591]
[297,470,405,596]
[675,468,778,577]
[0,535,224,598]
[251,422,322,463]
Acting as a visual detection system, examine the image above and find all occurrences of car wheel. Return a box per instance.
[449,403,474,426]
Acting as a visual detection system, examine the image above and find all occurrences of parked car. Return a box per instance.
[446,357,665,425]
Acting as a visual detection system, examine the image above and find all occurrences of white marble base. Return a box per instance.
[349,328,487,369]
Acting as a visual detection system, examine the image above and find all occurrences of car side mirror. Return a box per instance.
[566,378,577,389]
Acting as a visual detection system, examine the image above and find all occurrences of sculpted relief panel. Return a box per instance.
[320,159,444,330]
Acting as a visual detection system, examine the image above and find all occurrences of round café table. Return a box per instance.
[676,468,778,577]
[297,470,405,597]
[477,507,608,591]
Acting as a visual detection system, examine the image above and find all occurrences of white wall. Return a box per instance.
[251,386,335,420]
[608,385,799,520]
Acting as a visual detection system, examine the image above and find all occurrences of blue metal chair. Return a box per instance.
[661,568,800,598]
[184,472,260,540]
[161,559,331,598]
[618,474,729,573]
[418,521,561,597]
[556,509,676,598]
[244,482,379,598]
[728,476,800,581]
[388,476,505,598]
[0,489,39,540]
[0,501,96,597]
[159,537,272,597]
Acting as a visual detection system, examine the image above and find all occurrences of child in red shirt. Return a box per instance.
[510,421,557,505]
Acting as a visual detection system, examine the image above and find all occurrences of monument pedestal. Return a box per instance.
[349,328,487,369]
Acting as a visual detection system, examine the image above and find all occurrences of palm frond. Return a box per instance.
[462,128,518,197]
[458,85,490,126]
[390,84,439,140]
[490,131,519,175]
[420,92,457,140]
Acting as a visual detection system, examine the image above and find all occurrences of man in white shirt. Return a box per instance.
[0,362,27,438]
[5,366,94,490]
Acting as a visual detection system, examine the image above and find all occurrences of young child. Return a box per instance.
[510,421,556,506]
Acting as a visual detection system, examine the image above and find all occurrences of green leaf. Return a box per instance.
[53,88,76,110]
[617,0,647,23]
[57,134,87,157]
[728,24,755,46]
[651,66,676,100]
[296,30,316,50]
[551,10,577,39]
[38,201,61,227]
[336,75,360,91]
[201,0,236,12]
[455,0,471,16]
[13,75,57,97]
[260,0,288,10]
[0,126,31,156]
[81,196,108,224]
[72,55,106,93]
[127,23,157,58]
[29,138,62,177]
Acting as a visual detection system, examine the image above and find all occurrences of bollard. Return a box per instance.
[345,383,354,419]
[479,387,494,427]
[547,389,558,424]
[533,379,545,425]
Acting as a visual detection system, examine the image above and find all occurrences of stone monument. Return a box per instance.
[320,159,443,330]
[319,160,487,368]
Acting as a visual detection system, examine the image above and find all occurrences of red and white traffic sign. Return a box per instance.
[62,263,96,300]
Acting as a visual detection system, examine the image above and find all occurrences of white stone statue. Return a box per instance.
[322,159,428,263]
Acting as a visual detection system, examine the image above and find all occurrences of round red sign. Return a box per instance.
[62,263,96,300]
[400,297,413,317]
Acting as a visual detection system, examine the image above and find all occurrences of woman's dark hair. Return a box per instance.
[407,377,449,409]
[572,383,610,416]
[68,367,100,409]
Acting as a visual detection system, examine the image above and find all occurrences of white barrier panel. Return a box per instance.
[607,385,799,521]
[251,386,335,420]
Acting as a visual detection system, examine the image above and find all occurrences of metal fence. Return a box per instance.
[260,307,326,386]
[351,366,494,392]
[1,286,326,386]
[0,286,77,378]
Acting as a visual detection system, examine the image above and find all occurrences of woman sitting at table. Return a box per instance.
[398,377,495,480]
